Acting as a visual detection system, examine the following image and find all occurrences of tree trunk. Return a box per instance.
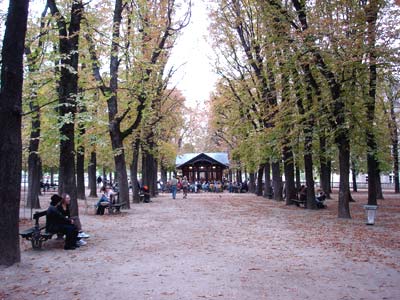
[319,133,331,198]
[160,164,168,186]
[76,103,86,200]
[283,146,296,204]
[76,146,86,200]
[38,162,43,196]
[351,160,358,192]
[142,142,157,197]
[141,151,149,191]
[376,172,383,200]
[263,162,272,198]
[328,160,332,193]
[366,137,378,205]
[389,88,399,193]
[272,161,283,201]
[131,141,140,203]
[256,165,263,196]
[295,159,301,192]
[0,0,30,266]
[304,138,316,209]
[391,129,399,193]
[88,151,97,197]
[113,150,130,207]
[337,136,351,218]
[248,172,256,193]
[27,155,41,209]
[294,64,316,209]
[26,97,41,208]
[105,0,130,208]
[237,168,242,184]
[366,0,379,206]
[50,167,55,186]
[153,159,158,195]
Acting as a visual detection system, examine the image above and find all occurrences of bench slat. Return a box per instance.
[19,227,35,237]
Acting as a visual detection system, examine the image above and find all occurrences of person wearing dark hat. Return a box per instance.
[46,194,79,250]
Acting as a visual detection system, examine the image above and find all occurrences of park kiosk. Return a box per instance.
[176,152,229,182]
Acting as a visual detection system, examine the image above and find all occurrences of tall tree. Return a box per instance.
[86,0,190,206]
[365,0,380,205]
[47,0,84,216]
[385,75,400,193]
[0,0,30,266]
[25,6,49,209]
[291,0,351,217]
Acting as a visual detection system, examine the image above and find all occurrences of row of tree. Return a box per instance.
[208,0,399,216]
[0,0,192,266]
[22,0,194,211]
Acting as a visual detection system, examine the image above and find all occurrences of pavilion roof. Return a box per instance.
[175,152,229,168]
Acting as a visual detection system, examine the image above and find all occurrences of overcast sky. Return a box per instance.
[167,0,218,109]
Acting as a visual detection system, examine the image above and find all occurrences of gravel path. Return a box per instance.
[1,192,399,300]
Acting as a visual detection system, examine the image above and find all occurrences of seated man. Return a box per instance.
[299,185,307,202]
[46,194,79,250]
[241,182,248,193]
[142,185,151,203]
[316,190,327,209]
[96,186,111,215]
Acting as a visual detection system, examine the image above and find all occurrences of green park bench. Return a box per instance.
[19,210,54,249]
[291,199,306,208]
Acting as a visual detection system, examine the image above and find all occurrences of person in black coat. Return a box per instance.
[46,194,78,250]
[142,185,151,203]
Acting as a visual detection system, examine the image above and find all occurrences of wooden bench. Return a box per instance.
[109,202,127,214]
[139,191,151,203]
[19,210,55,249]
[95,202,127,214]
[291,199,306,208]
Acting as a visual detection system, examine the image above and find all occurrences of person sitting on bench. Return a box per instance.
[58,194,88,246]
[142,185,151,203]
[96,186,111,215]
[299,185,307,202]
[47,194,79,250]
[105,185,117,204]
[316,190,327,209]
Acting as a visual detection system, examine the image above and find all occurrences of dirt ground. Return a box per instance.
[1,190,399,300]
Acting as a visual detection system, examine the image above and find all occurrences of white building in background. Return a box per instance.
[331,173,394,184]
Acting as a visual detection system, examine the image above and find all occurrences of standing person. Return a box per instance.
[97,175,102,187]
[45,180,50,191]
[182,176,189,199]
[46,195,79,250]
[170,175,178,199]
